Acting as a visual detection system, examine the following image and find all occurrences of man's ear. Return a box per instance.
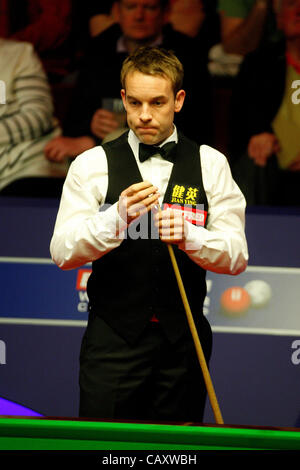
[174,89,186,113]
[121,89,127,110]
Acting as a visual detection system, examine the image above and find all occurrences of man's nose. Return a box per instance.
[134,5,146,20]
[140,104,152,121]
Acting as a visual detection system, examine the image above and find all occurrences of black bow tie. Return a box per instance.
[139,141,177,163]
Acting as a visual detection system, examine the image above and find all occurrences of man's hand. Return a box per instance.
[288,152,300,171]
[91,109,120,139]
[247,132,280,166]
[154,209,186,245]
[44,136,95,162]
[118,181,160,225]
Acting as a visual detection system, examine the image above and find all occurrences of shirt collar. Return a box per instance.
[116,34,163,53]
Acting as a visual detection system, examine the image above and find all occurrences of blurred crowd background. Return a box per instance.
[0,0,299,206]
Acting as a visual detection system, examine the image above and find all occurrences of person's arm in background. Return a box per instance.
[0,42,55,146]
[227,36,285,168]
[44,50,100,162]
[89,0,116,37]
[89,1,118,37]
[44,105,121,162]
[219,0,271,55]
[44,136,96,162]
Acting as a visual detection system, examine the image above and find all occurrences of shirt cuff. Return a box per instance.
[178,220,204,252]
[96,202,128,240]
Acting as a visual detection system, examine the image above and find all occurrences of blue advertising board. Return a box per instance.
[0,198,299,427]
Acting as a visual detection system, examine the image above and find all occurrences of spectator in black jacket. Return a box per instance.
[44,0,213,162]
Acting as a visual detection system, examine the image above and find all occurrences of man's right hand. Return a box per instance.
[91,108,120,139]
[247,132,280,166]
[118,181,160,225]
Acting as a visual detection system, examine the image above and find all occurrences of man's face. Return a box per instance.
[121,71,185,145]
[116,0,167,42]
[278,0,300,38]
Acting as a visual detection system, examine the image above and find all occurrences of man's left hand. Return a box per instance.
[154,209,186,244]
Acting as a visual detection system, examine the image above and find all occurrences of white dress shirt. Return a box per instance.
[50,128,248,275]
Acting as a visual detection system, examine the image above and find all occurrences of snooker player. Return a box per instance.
[50,46,248,422]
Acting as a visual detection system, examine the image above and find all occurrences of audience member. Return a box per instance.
[229,0,300,206]
[0,0,73,82]
[87,0,219,62]
[88,0,218,47]
[44,0,213,163]
[0,39,69,197]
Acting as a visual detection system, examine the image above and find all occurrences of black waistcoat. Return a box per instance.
[87,131,209,345]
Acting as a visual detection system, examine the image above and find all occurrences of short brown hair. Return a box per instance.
[120,46,184,95]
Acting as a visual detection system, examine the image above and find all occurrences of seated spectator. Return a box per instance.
[44,0,213,163]
[0,0,73,83]
[0,39,69,197]
[88,0,205,37]
[88,0,219,53]
[228,0,300,206]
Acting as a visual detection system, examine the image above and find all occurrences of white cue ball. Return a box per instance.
[244,280,272,308]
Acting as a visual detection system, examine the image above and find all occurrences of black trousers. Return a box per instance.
[79,314,212,423]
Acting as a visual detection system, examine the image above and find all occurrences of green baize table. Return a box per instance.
[0,417,300,450]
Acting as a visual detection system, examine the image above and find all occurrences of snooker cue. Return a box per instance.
[157,206,224,425]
